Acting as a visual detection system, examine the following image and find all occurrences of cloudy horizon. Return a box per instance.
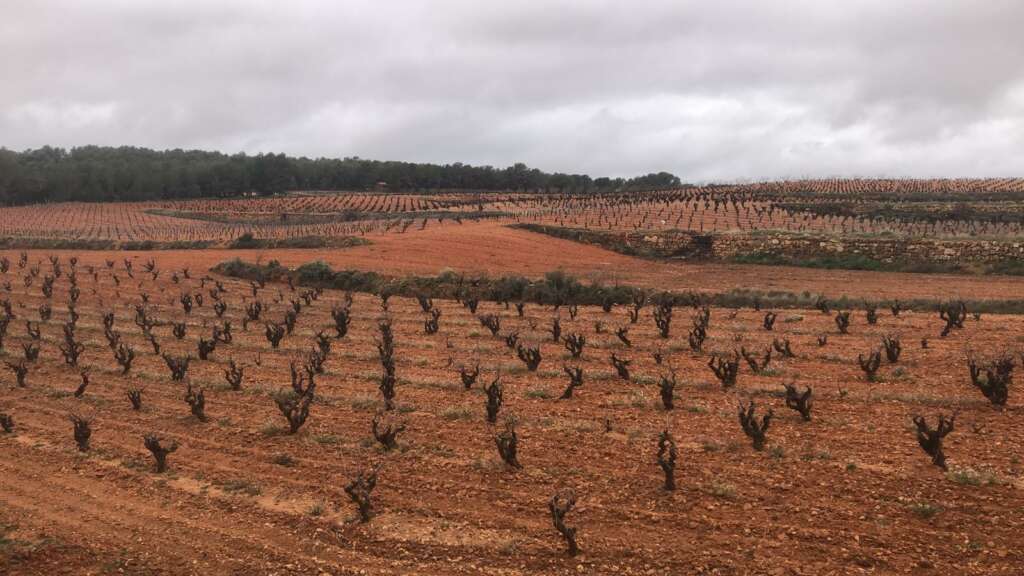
[3,0,1023,182]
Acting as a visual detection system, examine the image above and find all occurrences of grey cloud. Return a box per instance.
[2,0,1023,180]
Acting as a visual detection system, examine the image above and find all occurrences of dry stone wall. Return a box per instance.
[626,231,1024,263]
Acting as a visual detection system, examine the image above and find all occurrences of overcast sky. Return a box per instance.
[2,0,1023,181]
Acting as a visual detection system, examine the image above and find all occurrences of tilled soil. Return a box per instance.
[13,221,1024,303]
[0,251,1022,575]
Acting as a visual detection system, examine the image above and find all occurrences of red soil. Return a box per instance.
[18,221,1024,302]
[1,250,1022,574]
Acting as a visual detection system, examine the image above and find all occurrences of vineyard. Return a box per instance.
[496,179,1024,237]
[0,195,490,245]
[0,177,1019,249]
[2,179,1024,248]
[0,249,1022,575]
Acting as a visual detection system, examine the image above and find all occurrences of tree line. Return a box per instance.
[0,145,681,205]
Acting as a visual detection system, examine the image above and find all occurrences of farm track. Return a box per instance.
[0,253,1023,574]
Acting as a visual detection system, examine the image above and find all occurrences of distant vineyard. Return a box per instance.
[495,179,1024,237]
[0,195,502,245]
[1,179,1023,246]
[154,191,486,216]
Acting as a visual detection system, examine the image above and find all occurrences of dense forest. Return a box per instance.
[0,146,681,205]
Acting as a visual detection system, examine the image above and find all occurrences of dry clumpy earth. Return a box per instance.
[0,237,1022,575]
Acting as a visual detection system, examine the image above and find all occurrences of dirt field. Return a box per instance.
[16,221,1024,302]
[1,244,1022,575]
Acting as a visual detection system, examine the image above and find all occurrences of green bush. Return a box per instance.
[490,274,530,302]
[211,258,1024,315]
[212,258,284,282]
[0,237,211,251]
[295,261,335,285]
[330,269,383,293]
[229,232,259,249]
[228,234,353,249]
[279,236,327,248]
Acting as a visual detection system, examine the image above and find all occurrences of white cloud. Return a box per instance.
[1,0,1022,179]
[6,100,120,131]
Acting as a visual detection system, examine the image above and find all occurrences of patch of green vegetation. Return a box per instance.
[350,397,379,411]
[441,406,474,421]
[708,481,737,500]
[213,258,287,284]
[0,237,215,250]
[801,450,833,462]
[525,388,553,399]
[701,440,723,453]
[730,252,965,275]
[230,232,369,250]
[947,467,1002,486]
[628,389,648,408]
[908,502,941,519]
[511,364,539,377]
[985,260,1024,276]
[212,258,1024,314]
[260,423,287,437]
[0,523,16,551]
[217,478,262,496]
[122,239,216,250]
[533,416,556,429]
[271,453,297,467]
[120,456,150,472]
[421,443,457,458]
[312,433,342,445]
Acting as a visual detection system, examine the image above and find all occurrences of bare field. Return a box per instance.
[0,245,1022,575]
[13,220,1024,303]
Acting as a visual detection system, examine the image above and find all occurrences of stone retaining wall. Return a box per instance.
[625,231,1024,263]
